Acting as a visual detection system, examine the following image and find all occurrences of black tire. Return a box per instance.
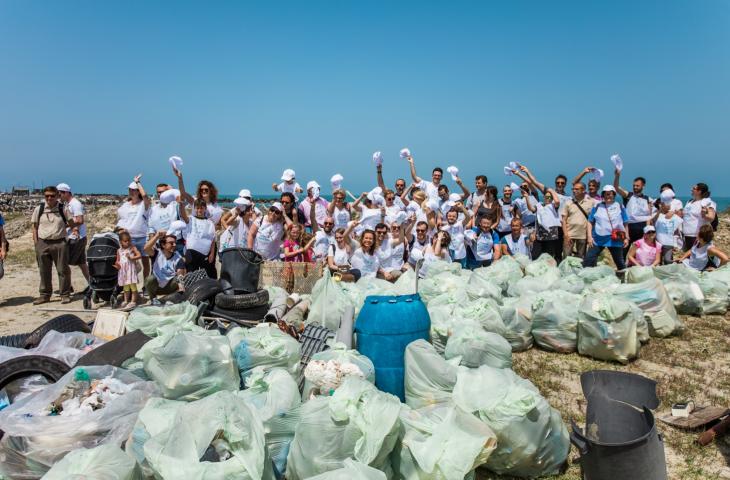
[0,333,31,349]
[23,314,91,349]
[159,291,187,305]
[210,304,270,321]
[83,296,91,310]
[214,289,269,310]
[184,278,224,305]
[0,355,71,391]
[75,330,152,367]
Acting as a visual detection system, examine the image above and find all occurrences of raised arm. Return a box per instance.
[519,165,546,195]
[613,168,629,199]
[178,198,190,223]
[407,156,422,184]
[376,165,386,191]
[400,184,414,206]
[459,202,471,227]
[455,176,470,199]
[134,174,151,210]
[352,192,367,210]
[546,188,561,209]
[144,231,162,256]
[174,167,194,205]
[309,201,319,233]
[572,167,593,187]
[524,193,536,213]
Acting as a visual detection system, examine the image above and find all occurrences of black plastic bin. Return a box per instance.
[219,247,264,293]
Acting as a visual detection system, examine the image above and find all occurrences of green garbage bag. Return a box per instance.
[424,260,463,278]
[625,266,655,284]
[237,367,301,421]
[126,301,199,337]
[577,295,641,364]
[613,278,683,338]
[286,377,401,479]
[706,265,730,292]
[582,274,620,294]
[699,275,729,314]
[301,342,375,399]
[428,303,458,353]
[531,290,582,353]
[309,269,355,330]
[578,265,616,284]
[228,323,301,378]
[136,327,240,401]
[42,444,143,480]
[126,397,184,477]
[138,391,267,480]
[558,256,584,276]
[454,298,506,335]
[0,366,157,479]
[464,271,502,302]
[452,366,570,478]
[264,405,303,479]
[393,404,497,480]
[499,297,534,352]
[307,459,386,480]
[524,253,558,276]
[552,273,585,294]
[444,323,512,369]
[477,256,524,293]
[653,263,704,314]
[404,340,458,409]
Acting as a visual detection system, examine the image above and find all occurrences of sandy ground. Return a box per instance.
[1,207,730,479]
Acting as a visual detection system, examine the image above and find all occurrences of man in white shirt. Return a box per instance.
[311,215,335,261]
[57,183,89,284]
[298,181,330,229]
[464,175,488,211]
[149,183,184,254]
[407,154,442,202]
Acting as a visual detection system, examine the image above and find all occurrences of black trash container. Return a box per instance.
[219,247,264,293]
[571,370,668,480]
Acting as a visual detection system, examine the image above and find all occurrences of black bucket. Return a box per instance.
[219,248,264,293]
[571,370,667,480]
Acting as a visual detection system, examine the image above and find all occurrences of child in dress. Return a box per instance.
[115,231,141,310]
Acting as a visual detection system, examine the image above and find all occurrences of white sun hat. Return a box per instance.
[281,169,296,181]
[56,183,71,192]
[159,189,179,204]
[168,155,183,170]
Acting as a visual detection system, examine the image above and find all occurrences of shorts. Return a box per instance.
[123,283,138,292]
[67,237,87,266]
[132,236,148,257]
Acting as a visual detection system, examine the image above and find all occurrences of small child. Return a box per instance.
[272,169,303,199]
[115,231,141,310]
[678,224,728,271]
[283,223,316,262]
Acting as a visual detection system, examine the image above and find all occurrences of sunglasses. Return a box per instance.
[200,188,210,193]
[324,222,334,226]
[44,194,56,198]
[376,231,387,235]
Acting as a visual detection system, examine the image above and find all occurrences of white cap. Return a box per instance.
[281,169,296,181]
[238,189,252,198]
[448,193,461,202]
[602,185,616,194]
[233,197,252,208]
[660,189,675,202]
[446,165,459,181]
[306,180,320,191]
[270,202,283,212]
[168,155,183,170]
[167,220,187,236]
[509,182,520,191]
[56,183,71,192]
[400,147,411,159]
[128,182,139,190]
[372,151,383,166]
[643,225,656,234]
[330,174,344,189]
[159,189,179,204]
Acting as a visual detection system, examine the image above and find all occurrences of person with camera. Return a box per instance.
[582,185,629,269]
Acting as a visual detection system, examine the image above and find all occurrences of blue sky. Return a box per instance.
[1,0,728,196]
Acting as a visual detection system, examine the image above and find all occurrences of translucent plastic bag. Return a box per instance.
[264,405,303,479]
[126,301,199,337]
[307,459,386,480]
[454,298,506,335]
[0,330,104,365]
[393,404,497,480]
[625,266,655,284]
[531,290,582,352]
[444,323,512,369]
[577,295,641,364]
[582,274,620,294]
[301,342,375,399]
[136,327,240,401]
[653,263,704,314]
[464,272,502,302]
[404,340,458,409]
[286,377,400,479]
[452,366,570,478]
[552,273,585,294]
[699,275,729,315]
[507,269,559,297]
[237,367,301,421]
[613,278,683,338]
[228,323,301,378]
[477,256,524,293]
[308,269,355,330]
[0,366,157,479]
[428,303,458,353]
[578,265,616,284]
[558,256,584,276]
[42,444,143,480]
[524,253,558,276]
[499,297,534,352]
[132,391,267,480]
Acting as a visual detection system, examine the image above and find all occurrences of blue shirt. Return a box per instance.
[588,202,629,247]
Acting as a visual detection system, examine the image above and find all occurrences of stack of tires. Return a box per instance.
[210,247,270,322]
[211,288,270,321]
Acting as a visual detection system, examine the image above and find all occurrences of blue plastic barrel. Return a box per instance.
[354,293,431,401]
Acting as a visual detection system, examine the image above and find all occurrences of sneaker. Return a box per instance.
[151,298,162,306]
[122,302,137,311]
[33,296,51,305]
[119,301,129,310]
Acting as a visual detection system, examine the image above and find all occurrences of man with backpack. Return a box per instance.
[561,181,596,259]
[31,185,71,304]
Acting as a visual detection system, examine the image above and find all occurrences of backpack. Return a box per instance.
[38,202,67,225]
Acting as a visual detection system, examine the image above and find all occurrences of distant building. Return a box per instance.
[11,186,31,196]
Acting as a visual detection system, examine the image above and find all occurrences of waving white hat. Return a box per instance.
[128,182,139,190]
[590,168,604,182]
[159,189,179,204]
[660,189,675,203]
[510,182,520,191]
[610,154,623,172]
[168,156,183,170]
[509,161,519,170]
[504,166,513,176]
[446,165,459,181]
[330,174,344,190]
[372,151,383,166]
[233,197,252,208]
[399,148,411,159]
[167,220,187,236]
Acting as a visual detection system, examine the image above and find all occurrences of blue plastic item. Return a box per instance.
[354,293,431,401]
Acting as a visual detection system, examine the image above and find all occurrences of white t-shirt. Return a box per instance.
[299,198,330,227]
[625,194,653,224]
[206,203,224,225]
[333,205,351,230]
[153,249,184,288]
[555,192,570,216]
[417,180,440,202]
[514,196,537,225]
[655,215,683,248]
[219,216,251,252]
[667,198,683,214]
[358,206,383,231]
[148,202,179,237]
[313,230,335,260]
[470,228,500,261]
[254,218,285,260]
[183,217,216,255]
[683,199,717,237]
[328,243,351,266]
[377,237,405,272]
[497,199,516,232]
[443,222,466,259]
[64,197,86,239]
[536,203,561,229]
[277,182,302,200]
[465,191,486,211]
[503,233,531,256]
[117,201,149,238]
[408,237,430,266]
[350,248,380,278]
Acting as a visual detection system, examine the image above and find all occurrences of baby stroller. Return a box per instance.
[83,232,122,309]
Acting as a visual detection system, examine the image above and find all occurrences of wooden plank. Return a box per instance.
[658,406,730,430]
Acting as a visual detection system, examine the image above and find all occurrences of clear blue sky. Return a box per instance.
[1,0,729,196]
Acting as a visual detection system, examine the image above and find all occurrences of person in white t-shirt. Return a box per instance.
[327,222,359,282]
[656,184,683,216]
[440,201,471,268]
[349,230,382,279]
[525,187,562,262]
[57,183,90,284]
[219,197,255,252]
[179,198,217,278]
[298,181,330,229]
[311,213,336,261]
[374,222,407,281]
[682,182,717,251]
[652,201,683,264]
[148,184,184,254]
[406,153,442,202]
[272,169,304,200]
[248,202,290,260]
[116,175,152,279]
[175,167,223,226]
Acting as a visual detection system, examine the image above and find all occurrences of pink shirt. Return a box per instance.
[298,197,330,227]
[283,239,311,263]
[633,238,662,266]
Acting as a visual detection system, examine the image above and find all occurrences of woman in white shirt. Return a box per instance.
[179,198,217,278]
[219,197,254,252]
[248,202,289,261]
[441,202,471,268]
[652,202,683,264]
[375,222,407,281]
[352,191,386,233]
[327,224,359,282]
[327,189,352,230]
[677,225,728,271]
[526,187,562,262]
[116,175,152,279]
[418,230,452,278]
[682,183,717,251]
[349,230,382,279]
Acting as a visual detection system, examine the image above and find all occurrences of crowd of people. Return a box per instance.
[8,151,729,307]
